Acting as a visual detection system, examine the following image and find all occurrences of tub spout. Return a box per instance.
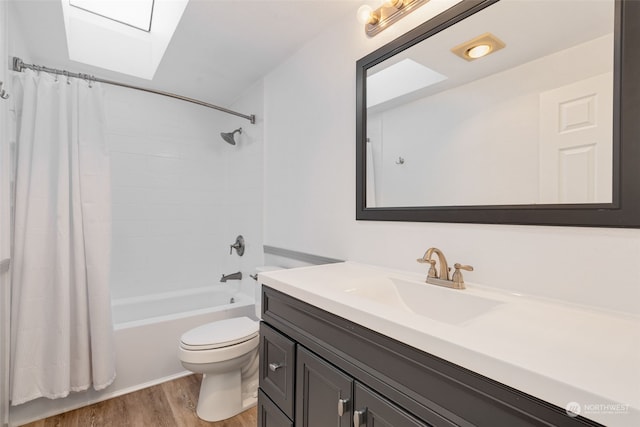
[220,271,242,282]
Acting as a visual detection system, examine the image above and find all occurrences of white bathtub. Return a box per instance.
[111,286,254,328]
[10,286,256,426]
[109,286,256,395]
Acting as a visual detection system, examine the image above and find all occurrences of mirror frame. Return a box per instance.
[356,0,640,227]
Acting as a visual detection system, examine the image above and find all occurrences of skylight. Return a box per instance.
[60,0,188,79]
[69,0,155,32]
[367,59,447,108]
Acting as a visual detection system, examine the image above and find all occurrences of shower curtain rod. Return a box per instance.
[11,57,256,124]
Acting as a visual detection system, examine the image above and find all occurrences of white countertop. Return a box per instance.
[259,261,640,427]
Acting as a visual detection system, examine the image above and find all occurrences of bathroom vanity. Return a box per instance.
[257,262,639,427]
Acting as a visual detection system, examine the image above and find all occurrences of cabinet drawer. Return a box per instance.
[258,389,294,427]
[260,322,296,419]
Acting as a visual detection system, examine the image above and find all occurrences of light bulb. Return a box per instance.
[357,4,381,25]
[466,44,492,59]
[357,5,374,24]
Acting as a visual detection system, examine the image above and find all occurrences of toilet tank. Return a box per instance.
[255,266,284,318]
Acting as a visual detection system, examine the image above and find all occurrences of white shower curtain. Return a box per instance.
[366,140,377,207]
[10,70,115,405]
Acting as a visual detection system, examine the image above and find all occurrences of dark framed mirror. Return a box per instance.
[356,0,640,227]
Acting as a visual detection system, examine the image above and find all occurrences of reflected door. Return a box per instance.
[538,72,613,203]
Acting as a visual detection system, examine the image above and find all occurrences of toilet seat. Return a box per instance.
[180,317,259,351]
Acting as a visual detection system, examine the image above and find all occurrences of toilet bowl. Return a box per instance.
[178,316,259,421]
[177,266,281,421]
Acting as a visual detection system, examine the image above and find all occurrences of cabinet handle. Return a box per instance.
[353,408,367,426]
[268,362,283,372]
[337,398,350,416]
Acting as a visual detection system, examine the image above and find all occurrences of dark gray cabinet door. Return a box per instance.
[260,322,296,419]
[296,346,353,427]
[258,389,294,427]
[353,382,432,427]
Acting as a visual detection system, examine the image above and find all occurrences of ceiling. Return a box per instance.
[8,0,362,106]
[367,0,614,113]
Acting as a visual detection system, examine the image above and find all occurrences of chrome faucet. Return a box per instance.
[417,247,473,290]
[220,271,242,282]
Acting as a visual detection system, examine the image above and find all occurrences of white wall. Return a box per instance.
[263,1,640,315]
[106,82,263,300]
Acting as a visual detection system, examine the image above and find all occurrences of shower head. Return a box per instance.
[220,128,242,145]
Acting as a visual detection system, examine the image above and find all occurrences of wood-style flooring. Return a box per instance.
[21,375,257,427]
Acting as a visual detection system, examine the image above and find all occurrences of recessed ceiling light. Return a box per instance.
[466,44,492,59]
[451,33,506,62]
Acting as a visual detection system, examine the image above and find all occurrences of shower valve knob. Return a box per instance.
[229,235,245,256]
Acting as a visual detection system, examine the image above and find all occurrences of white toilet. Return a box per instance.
[177,266,278,422]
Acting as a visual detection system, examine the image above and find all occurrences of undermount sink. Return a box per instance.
[344,276,503,325]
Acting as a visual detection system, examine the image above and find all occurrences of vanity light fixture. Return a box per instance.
[451,32,506,61]
[358,0,430,37]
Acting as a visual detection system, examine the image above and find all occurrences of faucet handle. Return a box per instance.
[229,235,245,256]
[417,258,438,278]
[452,263,473,289]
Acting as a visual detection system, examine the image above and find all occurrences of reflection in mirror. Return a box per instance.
[365,0,614,208]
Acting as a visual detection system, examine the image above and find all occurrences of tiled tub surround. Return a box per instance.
[106,82,264,301]
[259,262,640,427]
